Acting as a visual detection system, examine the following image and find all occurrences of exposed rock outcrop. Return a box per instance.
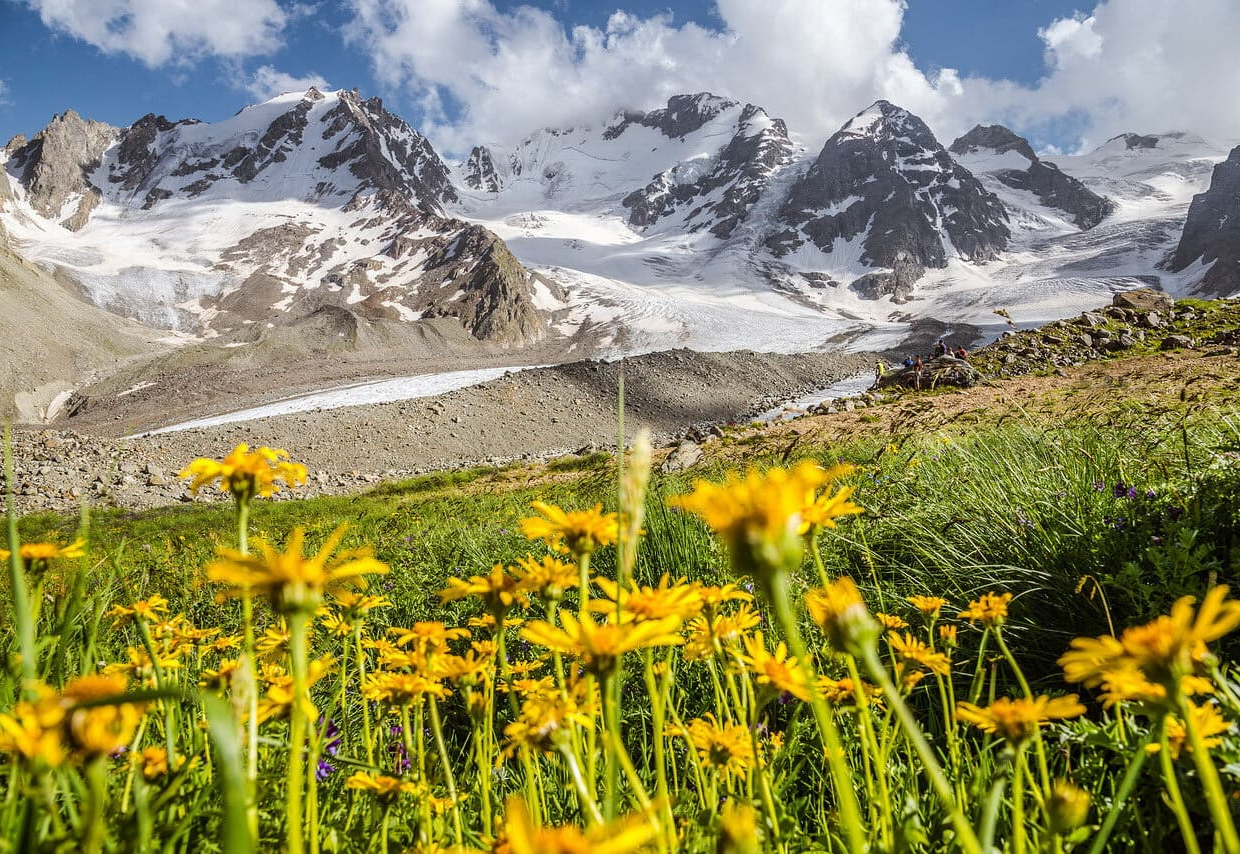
[1170,145,1240,297]
[5,110,116,230]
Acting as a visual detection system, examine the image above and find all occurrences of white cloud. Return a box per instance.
[0,79,10,107]
[25,0,289,66]
[243,65,330,100]
[344,0,962,155]
[344,0,1240,158]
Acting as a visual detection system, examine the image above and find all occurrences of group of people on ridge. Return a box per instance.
[873,337,969,391]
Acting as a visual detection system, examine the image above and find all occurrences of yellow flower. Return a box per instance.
[800,478,864,533]
[320,612,353,637]
[816,675,882,707]
[257,658,333,722]
[102,644,183,683]
[683,604,762,661]
[876,612,909,631]
[0,685,66,767]
[668,713,756,778]
[591,574,704,623]
[199,659,243,690]
[512,554,580,601]
[738,631,810,701]
[345,771,427,805]
[1161,701,1232,758]
[520,612,682,675]
[206,526,387,614]
[669,461,828,578]
[502,796,658,854]
[0,539,86,566]
[888,632,952,683]
[1061,587,1240,705]
[938,624,959,648]
[908,595,949,618]
[718,801,761,854]
[806,577,881,656]
[104,595,171,627]
[59,675,147,759]
[956,695,1085,744]
[1047,780,1091,836]
[361,672,449,706]
[519,501,618,556]
[179,443,307,501]
[136,746,191,781]
[959,592,1013,628]
[330,590,392,615]
[503,693,593,756]
[440,564,529,615]
[693,582,754,614]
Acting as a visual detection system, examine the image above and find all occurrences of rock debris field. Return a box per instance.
[8,348,875,515]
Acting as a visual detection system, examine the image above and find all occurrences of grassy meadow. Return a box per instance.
[4,351,1240,852]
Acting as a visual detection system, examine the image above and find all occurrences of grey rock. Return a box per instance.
[660,440,704,473]
[1160,334,1195,350]
[1140,311,1164,328]
[1113,288,1174,312]
[1171,147,1240,297]
[6,110,116,230]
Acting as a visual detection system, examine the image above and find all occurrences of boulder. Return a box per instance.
[1160,334,1195,351]
[877,356,983,390]
[1113,288,1174,313]
[661,441,704,473]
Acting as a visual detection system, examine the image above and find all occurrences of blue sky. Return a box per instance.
[0,1,1236,156]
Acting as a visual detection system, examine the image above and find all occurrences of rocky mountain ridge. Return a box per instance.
[1171,144,1240,296]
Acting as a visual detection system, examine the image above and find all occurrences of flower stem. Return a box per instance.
[1159,715,1202,854]
[286,611,310,854]
[1176,693,1240,853]
[428,696,464,847]
[82,756,109,854]
[1086,728,1154,854]
[764,572,867,853]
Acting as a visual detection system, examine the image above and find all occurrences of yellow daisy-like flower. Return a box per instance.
[502,796,658,854]
[888,632,952,684]
[59,674,148,759]
[682,604,762,661]
[519,501,618,557]
[257,657,333,723]
[591,574,704,623]
[0,684,67,768]
[330,590,392,616]
[0,539,86,565]
[669,461,829,578]
[440,564,529,615]
[345,771,427,805]
[938,624,959,648]
[806,576,881,656]
[955,694,1085,745]
[669,713,756,778]
[908,595,949,618]
[800,472,864,533]
[361,672,449,706]
[520,612,682,676]
[693,582,754,614]
[206,526,387,615]
[816,675,882,707]
[104,595,171,627]
[503,693,593,757]
[876,612,909,631]
[135,746,191,781]
[199,659,243,690]
[959,592,1014,628]
[512,554,580,601]
[179,443,307,502]
[1047,780,1091,835]
[1160,701,1232,758]
[738,631,810,701]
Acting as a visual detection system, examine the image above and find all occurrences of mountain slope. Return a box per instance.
[1170,145,1240,296]
[1,89,551,346]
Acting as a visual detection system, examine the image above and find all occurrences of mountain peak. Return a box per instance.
[949,124,1037,162]
[604,92,740,140]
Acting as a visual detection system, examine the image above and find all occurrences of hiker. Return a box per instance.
[872,359,886,389]
[955,346,969,360]
[913,355,923,390]
[933,339,947,358]
[902,355,915,369]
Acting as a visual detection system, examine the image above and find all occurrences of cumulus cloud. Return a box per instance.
[25,0,289,66]
[343,0,963,154]
[344,0,1240,157]
[242,65,330,100]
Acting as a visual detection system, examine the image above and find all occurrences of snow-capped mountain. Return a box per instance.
[2,87,1238,384]
[1,88,551,346]
[766,100,1011,303]
[949,125,1113,230]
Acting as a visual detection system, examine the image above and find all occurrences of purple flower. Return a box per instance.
[1146,489,1157,499]
[1093,480,1106,492]
[1113,482,1128,498]
[316,758,336,782]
